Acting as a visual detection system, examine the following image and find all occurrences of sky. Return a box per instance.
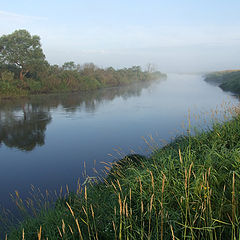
[0,0,240,73]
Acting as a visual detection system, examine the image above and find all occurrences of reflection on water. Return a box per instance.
[0,74,238,218]
[0,80,155,151]
[0,107,51,151]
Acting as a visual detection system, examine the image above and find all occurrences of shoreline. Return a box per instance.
[0,75,167,100]
[4,104,240,239]
[204,70,240,95]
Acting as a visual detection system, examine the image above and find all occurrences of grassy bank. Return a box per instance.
[4,106,240,239]
[205,70,240,95]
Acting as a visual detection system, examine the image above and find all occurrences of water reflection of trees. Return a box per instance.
[0,80,160,151]
[0,104,52,151]
[57,80,155,113]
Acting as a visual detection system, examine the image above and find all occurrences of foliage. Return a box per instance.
[0,30,166,98]
[5,107,240,239]
[205,70,240,94]
[62,61,77,71]
[0,30,46,81]
[0,61,165,97]
[0,70,27,97]
[1,70,14,82]
[220,75,240,94]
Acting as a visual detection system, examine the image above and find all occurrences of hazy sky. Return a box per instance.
[1,0,240,72]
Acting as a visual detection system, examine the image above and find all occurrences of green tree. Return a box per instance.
[0,29,46,81]
[62,61,76,71]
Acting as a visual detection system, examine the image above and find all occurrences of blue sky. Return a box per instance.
[1,0,240,72]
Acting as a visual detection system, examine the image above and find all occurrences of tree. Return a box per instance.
[82,63,98,74]
[146,63,156,73]
[62,61,76,71]
[0,29,46,81]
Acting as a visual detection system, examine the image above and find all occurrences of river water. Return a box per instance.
[0,74,238,213]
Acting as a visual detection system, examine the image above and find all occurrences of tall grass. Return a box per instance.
[3,104,240,239]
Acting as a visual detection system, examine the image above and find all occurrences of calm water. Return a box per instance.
[0,74,238,211]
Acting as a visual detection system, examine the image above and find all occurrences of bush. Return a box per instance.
[25,79,43,93]
[1,70,14,82]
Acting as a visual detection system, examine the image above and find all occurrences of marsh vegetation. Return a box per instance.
[5,104,240,239]
[205,70,240,95]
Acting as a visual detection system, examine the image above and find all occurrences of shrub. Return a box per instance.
[1,70,14,82]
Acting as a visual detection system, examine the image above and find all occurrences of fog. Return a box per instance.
[43,43,240,73]
[1,0,240,73]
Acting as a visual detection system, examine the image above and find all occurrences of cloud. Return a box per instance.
[0,10,47,23]
[43,24,240,52]
[0,10,48,36]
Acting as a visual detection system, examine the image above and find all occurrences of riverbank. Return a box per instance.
[0,65,166,99]
[205,70,240,95]
[5,104,240,239]
[0,30,167,99]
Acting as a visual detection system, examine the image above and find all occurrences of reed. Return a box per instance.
[4,103,240,239]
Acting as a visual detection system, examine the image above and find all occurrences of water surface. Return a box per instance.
[0,74,238,211]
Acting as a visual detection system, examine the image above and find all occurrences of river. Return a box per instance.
[0,73,238,214]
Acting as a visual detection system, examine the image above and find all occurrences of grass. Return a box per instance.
[205,70,240,95]
[3,104,240,239]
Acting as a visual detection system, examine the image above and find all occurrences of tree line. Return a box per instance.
[0,30,166,97]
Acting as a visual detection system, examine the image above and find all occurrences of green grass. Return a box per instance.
[4,106,240,239]
[205,70,240,95]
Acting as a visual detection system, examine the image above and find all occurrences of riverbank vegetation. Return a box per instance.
[205,70,240,95]
[0,30,166,98]
[4,104,240,239]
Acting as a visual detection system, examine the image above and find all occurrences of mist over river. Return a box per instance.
[0,74,238,212]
